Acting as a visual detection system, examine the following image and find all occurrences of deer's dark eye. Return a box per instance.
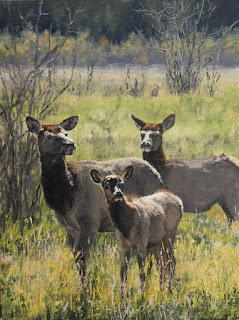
[65,133,68,137]
[141,134,145,139]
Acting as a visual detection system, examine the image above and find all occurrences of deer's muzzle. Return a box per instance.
[65,142,76,155]
[113,187,123,201]
[140,141,152,153]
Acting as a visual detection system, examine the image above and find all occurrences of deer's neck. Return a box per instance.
[107,197,137,239]
[40,155,77,216]
[143,146,167,171]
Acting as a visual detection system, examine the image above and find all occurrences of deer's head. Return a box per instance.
[90,165,135,203]
[26,116,78,157]
[131,114,175,153]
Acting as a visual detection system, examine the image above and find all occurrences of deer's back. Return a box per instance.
[131,191,182,246]
[67,157,163,232]
[160,154,239,212]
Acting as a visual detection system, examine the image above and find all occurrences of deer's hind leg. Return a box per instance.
[146,248,154,277]
[162,231,177,293]
[218,193,239,224]
[151,242,166,291]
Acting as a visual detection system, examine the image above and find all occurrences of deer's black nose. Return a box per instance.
[141,142,151,148]
[114,191,122,196]
[113,187,123,200]
[64,141,76,155]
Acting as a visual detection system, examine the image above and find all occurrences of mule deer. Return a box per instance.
[26,116,164,280]
[132,113,239,223]
[90,165,182,292]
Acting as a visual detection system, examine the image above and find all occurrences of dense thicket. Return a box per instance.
[0,0,238,42]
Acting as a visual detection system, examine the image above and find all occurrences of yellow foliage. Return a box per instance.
[63,38,74,53]
[17,44,29,56]
[100,36,110,47]
[79,31,90,41]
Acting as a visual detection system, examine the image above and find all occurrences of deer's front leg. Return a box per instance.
[74,222,98,285]
[120,248,131,293]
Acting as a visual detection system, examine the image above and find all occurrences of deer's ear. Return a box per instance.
[119,165,135,181]
[90,169,104,184]
[59,116,79,131]
[161,114,175,132]
[131,114,146,130]
[26,116,41,135]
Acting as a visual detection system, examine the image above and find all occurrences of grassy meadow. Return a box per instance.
[1,66,239,319]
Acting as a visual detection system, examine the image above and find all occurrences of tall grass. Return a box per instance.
[2,212,239,319]
[1,68,239,319]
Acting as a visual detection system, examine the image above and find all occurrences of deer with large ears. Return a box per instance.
[132,113,239,223]
[26,116,165,281]
[90,165,182,292]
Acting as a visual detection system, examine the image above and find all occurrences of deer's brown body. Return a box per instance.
[90,165,182,292]
[132,114,239,223]
[26,116,164,279]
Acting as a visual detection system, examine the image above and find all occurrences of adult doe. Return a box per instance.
[26,116,164,280]
[132,113,239,223]
[90,165,182,292]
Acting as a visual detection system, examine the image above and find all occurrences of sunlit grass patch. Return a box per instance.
[1,212,239,319]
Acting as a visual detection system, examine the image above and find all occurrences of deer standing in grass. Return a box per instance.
[26,116,165,281]
[132,113,239,223]
[90,165,182,292]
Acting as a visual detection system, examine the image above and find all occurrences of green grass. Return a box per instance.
[1,211,239,319]
[1,70,239,319]
[57,87,239,161]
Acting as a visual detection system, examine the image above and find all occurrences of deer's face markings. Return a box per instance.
[90,165,134,203]
[102,177,124,202]
[38,125,76,156]
[140,130,162,153]
[131,113,176,155]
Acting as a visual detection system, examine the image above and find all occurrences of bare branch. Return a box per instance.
[0,0,84,232]
[138,0,237,94]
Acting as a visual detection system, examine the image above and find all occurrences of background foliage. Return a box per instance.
[0,0,239,42]
[1,28,239,66]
